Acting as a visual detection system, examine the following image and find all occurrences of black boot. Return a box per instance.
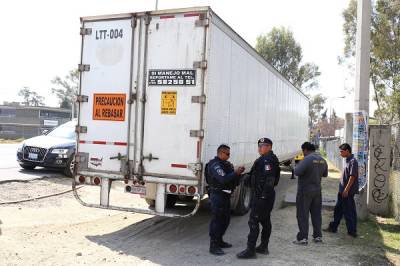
[237,247,256,259]
[210,240,224,256]
[218,238,233,248]
[255,242,269,255]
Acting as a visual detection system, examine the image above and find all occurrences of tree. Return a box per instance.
[317,109,345,137]
[51,69,79,109]
[342,0,400,123]
[309,94,327,128]
[18,87,44,107]
[255,27,321,91]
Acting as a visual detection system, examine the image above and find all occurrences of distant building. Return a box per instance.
[0,105,71,139]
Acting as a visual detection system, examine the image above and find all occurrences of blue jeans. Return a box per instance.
[329,193,357,235]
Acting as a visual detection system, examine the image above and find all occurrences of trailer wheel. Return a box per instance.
[166,194,178,208]
[233,182,252,215]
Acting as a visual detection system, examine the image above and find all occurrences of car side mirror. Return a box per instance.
[42,129,49,135]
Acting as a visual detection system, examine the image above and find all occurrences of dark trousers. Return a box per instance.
[247,191,275,249]
[209,191,231,241]
[329,193,357,235]
[296,190,322,240]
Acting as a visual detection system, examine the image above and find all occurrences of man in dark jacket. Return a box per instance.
[293,142,328,245]
[237,138,280,259]
[206,144,245,256]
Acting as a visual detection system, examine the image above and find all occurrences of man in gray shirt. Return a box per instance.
[293,142,328,245]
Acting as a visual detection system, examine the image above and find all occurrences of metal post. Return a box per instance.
[155,183,166,213]
[155,0,158,10]
[353,0,371,220]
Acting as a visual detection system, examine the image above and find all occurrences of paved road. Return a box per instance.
[0,143,63,183]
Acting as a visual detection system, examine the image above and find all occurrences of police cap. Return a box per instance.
[258,137,273,146]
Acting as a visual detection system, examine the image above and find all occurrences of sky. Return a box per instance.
[0,0,374,118]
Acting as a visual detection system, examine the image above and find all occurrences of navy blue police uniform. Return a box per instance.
[237,138,280,258]
[206,156,240,254]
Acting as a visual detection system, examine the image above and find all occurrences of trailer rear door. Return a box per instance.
[141,14,206,178]
[77,18,134,174]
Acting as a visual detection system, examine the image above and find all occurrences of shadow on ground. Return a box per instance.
[86,201,216,266]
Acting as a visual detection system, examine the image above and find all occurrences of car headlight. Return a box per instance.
[17,145,24,153]
[51,148,69,154]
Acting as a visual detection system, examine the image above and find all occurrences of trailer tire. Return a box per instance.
[233,182,252,215]
[166,194,178,208]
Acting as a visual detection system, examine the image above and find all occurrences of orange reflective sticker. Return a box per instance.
[161,91,177,115]
[93,93,126,121]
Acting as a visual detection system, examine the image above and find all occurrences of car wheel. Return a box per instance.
[20,164,36,170]
[64,154,75,177]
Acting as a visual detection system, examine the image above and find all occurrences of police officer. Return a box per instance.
[237,138,280,259]
[293,142,328,245]
[206,144,245,256]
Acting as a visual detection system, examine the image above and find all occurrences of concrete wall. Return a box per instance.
[391,124,400,221]
[0,106,71,139]
[390,171,400,220]
[367,125,391,216]
[324,138,344,171]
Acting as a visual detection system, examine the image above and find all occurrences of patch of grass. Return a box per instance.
[350,216,400,265]
[376,217,400,255]
[0,138,24,144]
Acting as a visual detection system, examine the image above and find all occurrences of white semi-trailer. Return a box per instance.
[73,6,309,217]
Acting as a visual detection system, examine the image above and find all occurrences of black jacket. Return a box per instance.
[246,151,280,199]
[205,157,239,192]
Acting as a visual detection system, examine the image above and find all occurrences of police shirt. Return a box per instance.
[206,157,238,193]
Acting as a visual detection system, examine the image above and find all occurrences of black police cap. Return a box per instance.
[258,138,273,145]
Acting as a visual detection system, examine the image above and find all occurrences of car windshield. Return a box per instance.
[47,122,76,140]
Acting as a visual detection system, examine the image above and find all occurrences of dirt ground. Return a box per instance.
[0,171,398,266]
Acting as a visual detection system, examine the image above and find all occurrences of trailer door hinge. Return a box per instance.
[78,64,90,72]
[131,17,137,28]
[80,27,92,35]
[75,125,87,134]
[191,95,206,104]
[76,95,89,103]
[193,60,207,69]
[190,130,204,138]
[195,14,209,27]
[144,14,152,25]
[128,93,137,104]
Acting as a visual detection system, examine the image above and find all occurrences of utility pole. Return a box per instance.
[155,0,159,10]
[353,0,371,220]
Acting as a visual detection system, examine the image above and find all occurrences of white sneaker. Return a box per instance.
[293,239,308,245]
[313,237,323,243]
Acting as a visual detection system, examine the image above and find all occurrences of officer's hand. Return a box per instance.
[235,166,245,175]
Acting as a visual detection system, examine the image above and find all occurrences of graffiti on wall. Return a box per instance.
[370,131,389,204]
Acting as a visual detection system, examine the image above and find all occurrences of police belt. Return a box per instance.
[208,187,232,194]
